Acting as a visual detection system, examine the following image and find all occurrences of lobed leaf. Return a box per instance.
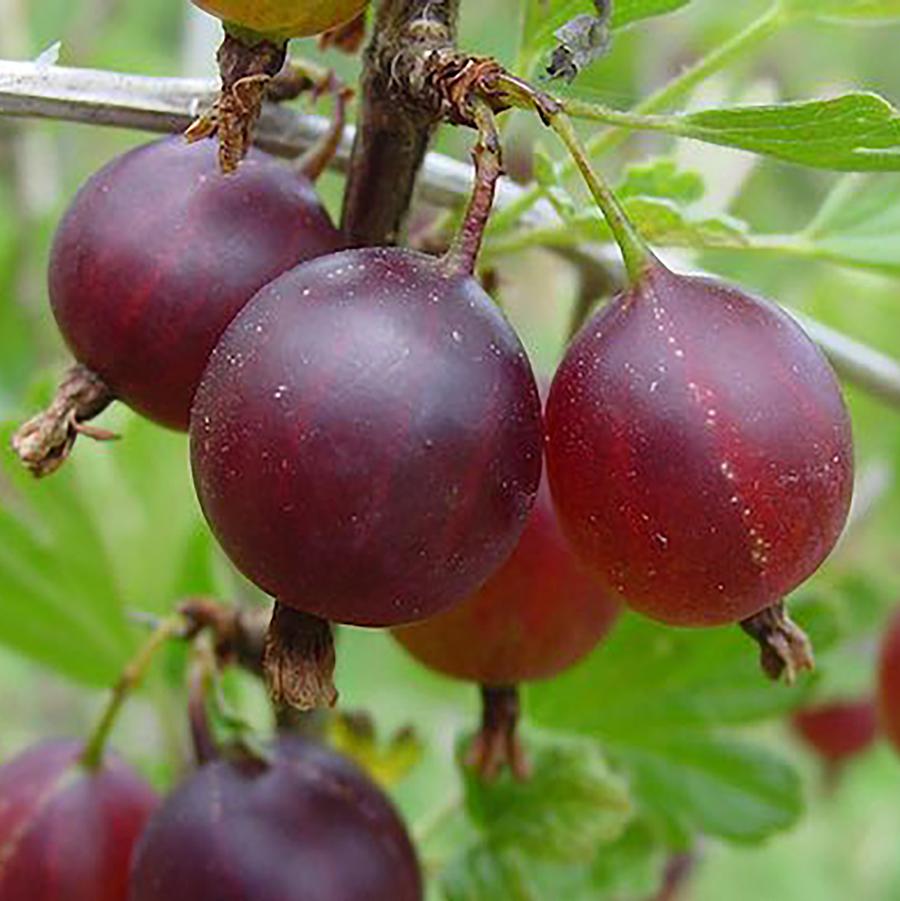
[461,736,632,862]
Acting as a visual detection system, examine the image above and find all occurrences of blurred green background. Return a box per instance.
[3,1,900,899]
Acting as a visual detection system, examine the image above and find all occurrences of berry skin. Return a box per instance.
[0,739,157,901]
[878,608,900,753]
[791,699,878,764]
[130,737,422,901]
[50,136,342,430]
[190,0,368,38]
[546,260,853,628]
[190,246,543,627]
[393,476,620,685]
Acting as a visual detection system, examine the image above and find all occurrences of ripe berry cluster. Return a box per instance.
[5,16,864,890]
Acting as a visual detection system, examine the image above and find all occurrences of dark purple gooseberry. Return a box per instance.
[49,136,342,430]
[0,739,157,901]
[190,246,543,627]
[129,737,422,901]
[547,259,853,629]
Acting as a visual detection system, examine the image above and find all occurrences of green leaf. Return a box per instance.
[440,818,667,901]
[611,736,803,842]
[542,198,749,251]
[669,93,900,171]
[787,0,900,22]
[461,736,632,862]
[527,614,808,738]
[441,845,539,901]
[798,174,900,276]
[0,406,219,686]
[617,158,706,204]
[0,423,130,684]
[525,614,806,843]
[587,821,668,899]
[611,0,693,29]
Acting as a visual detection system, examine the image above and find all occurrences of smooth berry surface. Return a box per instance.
[130,737,422,901]
[547,261,853,627]
[393,476,620,684]
[50,136,342,430]
[878,608,900,753]
[191,247,543,627]
[0,739,157,901]
[791,699,878,763]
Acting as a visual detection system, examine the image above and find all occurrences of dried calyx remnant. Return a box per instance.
[11,364,116,477]
[264,603,338,711]
[186,29,289,172]
[467,685,531,781]
[740,601,815,684]
[546,0,613,83]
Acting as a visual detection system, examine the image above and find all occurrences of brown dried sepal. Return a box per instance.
[466,684,531,782]
[421,51,560,127]
[740,601,815,684]
[318,10,368,54]
[185,30,288,173]
[263,602,338,711]
[11,364,116,478]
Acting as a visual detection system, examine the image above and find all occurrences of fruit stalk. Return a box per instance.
[442,99,502,277]
[81,614,184,770]
[187,632,219,765]
[549,111,650,282]
[296,73,352,181]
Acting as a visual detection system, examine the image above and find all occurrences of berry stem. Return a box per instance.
[263,602,338,711]
[441,98,503,277]
[188,633,220,765]
[12,364,116,478]
[80,613,184,770]
[740,601,815,683]
[549,112,652,284]
[465,684,531,782]
[297,75,351,182]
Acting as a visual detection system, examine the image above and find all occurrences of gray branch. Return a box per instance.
[2,59,900,409]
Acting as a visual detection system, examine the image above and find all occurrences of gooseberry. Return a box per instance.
[191,245,543,629]
[129,737,421,900]
[48,136,342,432]
[393,474,619,778]
[546,256,853,675]
[0,739,157,901]
[878,608,900,754]
[394,475,619,683]
[791,699,877,765]
[190,0,368,39]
